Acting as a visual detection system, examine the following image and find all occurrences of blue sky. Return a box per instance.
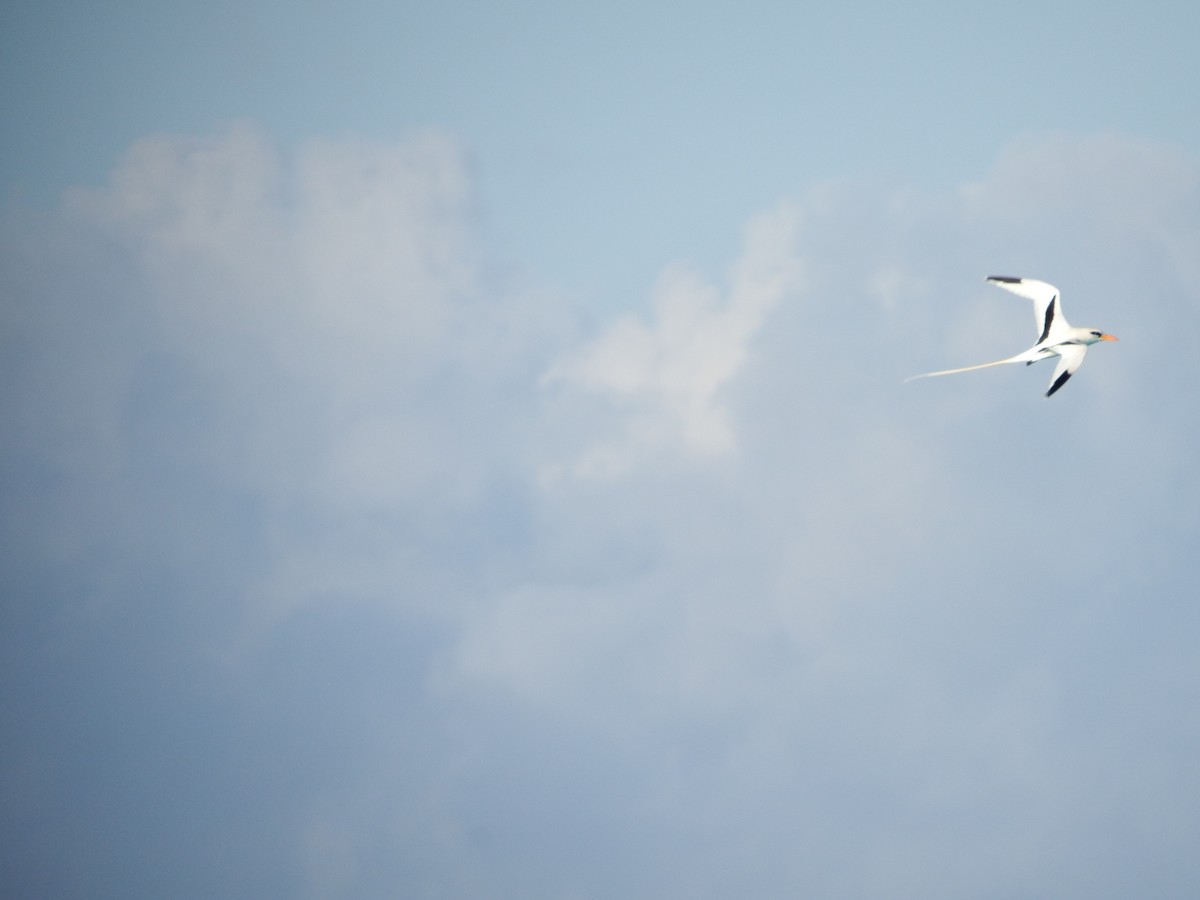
[6,1,1199,308]
[3,2,1200,898]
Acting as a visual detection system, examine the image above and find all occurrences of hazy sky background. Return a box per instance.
[3,2,1200,898]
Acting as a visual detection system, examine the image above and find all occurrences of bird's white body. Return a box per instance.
[908,276,1118,397]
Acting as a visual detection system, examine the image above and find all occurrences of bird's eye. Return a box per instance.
[1091,331,1101,337]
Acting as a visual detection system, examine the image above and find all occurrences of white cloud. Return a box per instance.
[540,203,804,479]
[72,124,562,510]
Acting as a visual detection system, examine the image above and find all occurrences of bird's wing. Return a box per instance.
[905,348,1037,383]
[1044,343,1088,398]
[985,276,1070,343]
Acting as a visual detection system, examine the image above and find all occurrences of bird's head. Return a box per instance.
[1086,330,1119,345]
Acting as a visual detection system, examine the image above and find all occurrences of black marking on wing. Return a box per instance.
[1046,368,1072,398]
[1037,294,1058,345]
[987,275,1022,283]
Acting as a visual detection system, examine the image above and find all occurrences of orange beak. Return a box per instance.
[1099,334,1118,341]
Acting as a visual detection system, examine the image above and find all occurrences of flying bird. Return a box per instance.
[908,276,1118,397]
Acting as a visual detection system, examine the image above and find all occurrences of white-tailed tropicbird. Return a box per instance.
[908,276,1118,398]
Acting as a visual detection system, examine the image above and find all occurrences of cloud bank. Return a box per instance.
[3,124,1200,898]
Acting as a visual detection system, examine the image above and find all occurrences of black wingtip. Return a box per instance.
[1045,369,1072,398]
[986,275,1022,284]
